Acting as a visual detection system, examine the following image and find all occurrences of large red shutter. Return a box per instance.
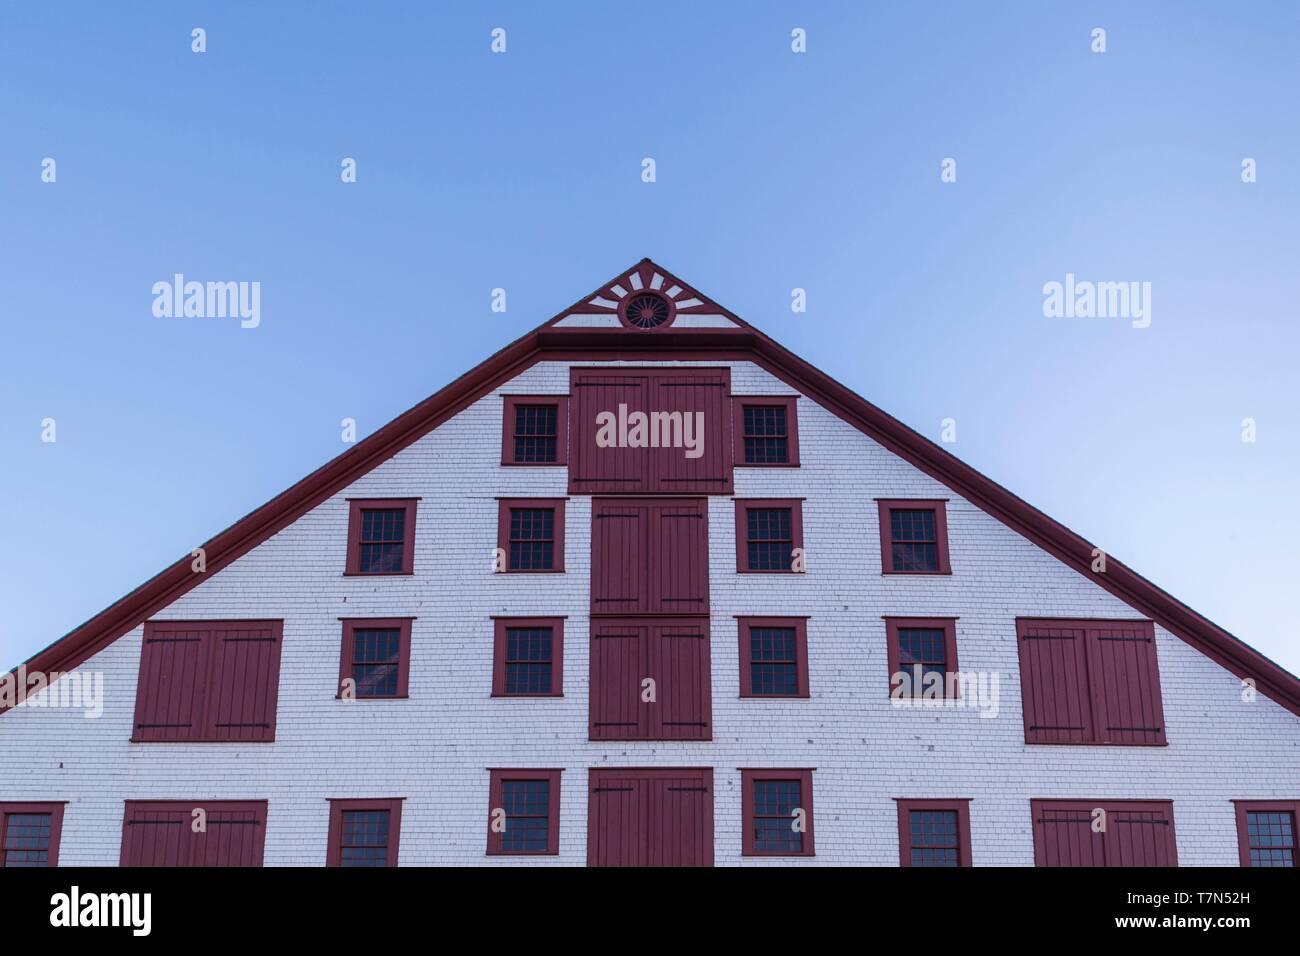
[1032,800,1175,867]
[591,500,646,616]
[207,623,283,742]
[570,368,733,495]
[646,771,714,867]
[589,622,646,740]
[649,500,708,615]
[652,622,711,741]
[587,771,646,868]
[122,801,267,867]
[1017,624,1094,744]
[1090,622,1165,745]
[647,372,732,495]
[132,625,210,742]
[588,769,713,868]
[570,372,649,493]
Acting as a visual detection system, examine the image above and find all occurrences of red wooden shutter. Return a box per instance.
[121,802,191,866]
[652,622,711,741]
[591,500,647,615]
[647,372,732,495]
[587,770,646,868]
[589,622,646,740]
[1031,801,1105,867]
[649,500,709,614]
[206,623,283,741]
[570,372,649,493]
[132,624,211,742]
[1017,623,1094,744]
[646,771,714,867]
[1109,803,1177,866]
[1090,622,1165,745]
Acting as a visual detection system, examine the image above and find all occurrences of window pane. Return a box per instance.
[750,627,798,695]
[505,628,554,694]
[359,508,405,573]
[743,406,788,464]
[2,813,52,867]
[747,509,793,570]
[501,781,550,852]
[339,809,390,867]
[352,628,401,697]
[752,781,803,853]
[910,810,959,867]
[1247,811,1296,867]
[890,509,938,571]
[514,405,559,463]
[509,509,555,570]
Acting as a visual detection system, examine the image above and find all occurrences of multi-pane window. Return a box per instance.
[743,406,788,464]
[737,618,810,699]
[1236,803,1300,867]
[497,500,565,572]
[513,405,559,463]
[735,500,804,573]
[741,770,814,857]
[505,628,553,695]
[487,770,562,855]
[338,619,411,700]
[1,813,53,867]
[877,500,950,574]
[327,799,402,867]
[0,804,65,868]
[345,499,417,575]
[896,800,971,867]
[492,618,563,697]
[502,396,567,466]
[885,618,959,700]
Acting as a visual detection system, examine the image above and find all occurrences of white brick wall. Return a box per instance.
[2,359,1296,866]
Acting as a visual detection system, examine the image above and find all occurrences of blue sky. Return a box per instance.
[2,2,1298,673]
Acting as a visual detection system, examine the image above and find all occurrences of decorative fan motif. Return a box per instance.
[623,293,671,329]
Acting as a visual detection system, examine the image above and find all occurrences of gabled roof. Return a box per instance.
[5,258,1299,717]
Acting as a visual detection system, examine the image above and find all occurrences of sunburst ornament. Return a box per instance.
[623,292,672,329]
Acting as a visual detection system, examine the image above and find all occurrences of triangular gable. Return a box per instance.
[4,258,1299,719]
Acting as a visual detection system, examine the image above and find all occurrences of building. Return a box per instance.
[2,259,1298,867]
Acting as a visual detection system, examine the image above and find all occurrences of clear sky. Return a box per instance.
[2,2,1297,674]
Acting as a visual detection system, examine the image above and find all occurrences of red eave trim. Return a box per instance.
[5,257,1299,720]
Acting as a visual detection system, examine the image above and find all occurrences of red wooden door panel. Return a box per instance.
[1031,800,1176,867]
[122,801,268,867]
[591,500,647,616]
[1017,624,1094,744]
[589,622,646,740]
[207,624,283,742]
[191,803,269,867]
[649,500,709,615]
[647,373,732,495]
[652,622,711,741]
[132,625,210,742]
[1090,623,1166,745]
[588,769,713,868]
[120,803,191,866]
[592,499,708,616]
[570,372,649,493]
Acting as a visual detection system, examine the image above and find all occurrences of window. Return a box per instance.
[326,799,403,867]
[501,395,568,465]
[741,769,814,857]
[337,618,413,700]
[1031,799,1177,866]
[734,499,804,573]
[487,770,562,855]
[121,800,267,866]
[492,617,564,697]
[738,617,809,698]
[884,617,960,699]
[733,396,799,466]
[1016,618,1166,746]
[895,799,972,867]
[877,499,951,574]
[0,803,65,867]
[132,620,283,742]
[1234,801,1299,867]
[496,499,565,572]
[345,498,418,575]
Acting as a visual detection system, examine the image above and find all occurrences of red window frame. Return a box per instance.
[344,498,418,575]
[337,618,414,700]
[326,798,404,867]
[496,499,566,573]
[895,798,972,867]
[0,802,66,867]
[132,619,284,743]
[491,617,564,697]
[1234,800,1300,867]
[737,617,810,698]
[734,499,805,573]
[740,768,815,857]
[884,617,960,699]
[486,769,563,856]
[876,499,951,575]
[732,396,800,467]
[501,395,569,466]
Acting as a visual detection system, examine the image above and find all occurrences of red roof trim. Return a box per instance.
[4,258,1299,720]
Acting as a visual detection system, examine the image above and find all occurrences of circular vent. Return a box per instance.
[623,292,672,330]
